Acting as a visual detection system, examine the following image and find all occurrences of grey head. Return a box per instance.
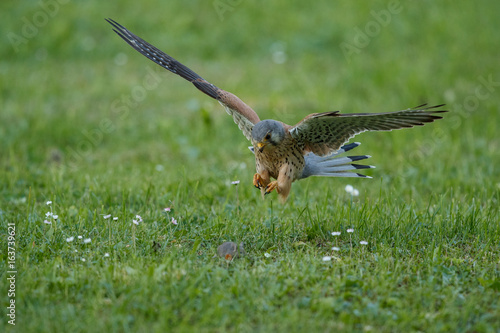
[251,119,286,152]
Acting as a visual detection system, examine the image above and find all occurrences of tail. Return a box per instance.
[299,142,374,179]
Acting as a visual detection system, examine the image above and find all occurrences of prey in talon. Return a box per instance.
[107,19,448,203]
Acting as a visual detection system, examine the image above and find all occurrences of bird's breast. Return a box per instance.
[254,138,305,180]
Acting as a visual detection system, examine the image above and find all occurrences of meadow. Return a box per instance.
[1,1,499,332]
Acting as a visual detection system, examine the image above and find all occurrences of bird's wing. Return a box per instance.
[289,104,447,156]
[106,19,260,141]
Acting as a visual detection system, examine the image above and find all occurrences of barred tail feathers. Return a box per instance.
[300,142,374,179]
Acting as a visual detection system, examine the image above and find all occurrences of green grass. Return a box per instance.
[1,1,499,332]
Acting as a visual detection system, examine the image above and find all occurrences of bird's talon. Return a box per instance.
[265,181,279,195]
[253,173,265,189]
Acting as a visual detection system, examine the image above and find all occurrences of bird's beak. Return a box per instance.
[257,142,267,152]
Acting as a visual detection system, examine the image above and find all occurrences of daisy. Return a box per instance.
[331,231,341,236]
[171,217,178,225]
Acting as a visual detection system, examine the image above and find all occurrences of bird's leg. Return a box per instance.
[253,170,270,189]
[276,177,292,203]
[253,170,271,199]
[264,165,293,203]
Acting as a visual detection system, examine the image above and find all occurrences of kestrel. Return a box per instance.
[107,19,447,203]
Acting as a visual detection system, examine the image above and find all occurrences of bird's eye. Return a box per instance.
[264,134,271,140]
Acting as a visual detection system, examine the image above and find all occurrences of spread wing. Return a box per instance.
[289,104,447,156]
[106,19,260,141]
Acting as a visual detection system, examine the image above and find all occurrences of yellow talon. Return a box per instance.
[265,181,279,195]
[253,173,264,189]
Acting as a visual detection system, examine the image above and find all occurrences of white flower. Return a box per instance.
[132,220,139,225]
[45,212,53,217]
[332,247,340,251]
[171,217,178,225]
[135,215,143,222]
[78,236,83,239]
[164,207,171,212]
[322,256,332,261]
[231,180,240,185]
[104,253,110,258]
[81,258,86,262]
[352,189,360,196]
[347,228,354,233]
[264,252,271,258]
[44,220,51,224]
[331,231,341,236]
[75,250,78,252]
[66,237,74,242]
[103,214,112,219]
[345,185,354,193]
[46,201,52,205]
[83,238,91,244]
[360,241,368,245]
[52,215,58,219]
[113,217,118,220]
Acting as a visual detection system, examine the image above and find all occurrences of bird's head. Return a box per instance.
[251,120,286,152]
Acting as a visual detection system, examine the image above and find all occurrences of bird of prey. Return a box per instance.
[107,19,447,203]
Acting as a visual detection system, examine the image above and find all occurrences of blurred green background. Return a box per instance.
[1,0,499,331]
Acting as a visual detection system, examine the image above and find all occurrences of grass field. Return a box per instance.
[1,1,499,332]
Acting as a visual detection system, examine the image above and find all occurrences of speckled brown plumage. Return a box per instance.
[290,104,446,156]
[254,131,306,201]
[108,19,448,203]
